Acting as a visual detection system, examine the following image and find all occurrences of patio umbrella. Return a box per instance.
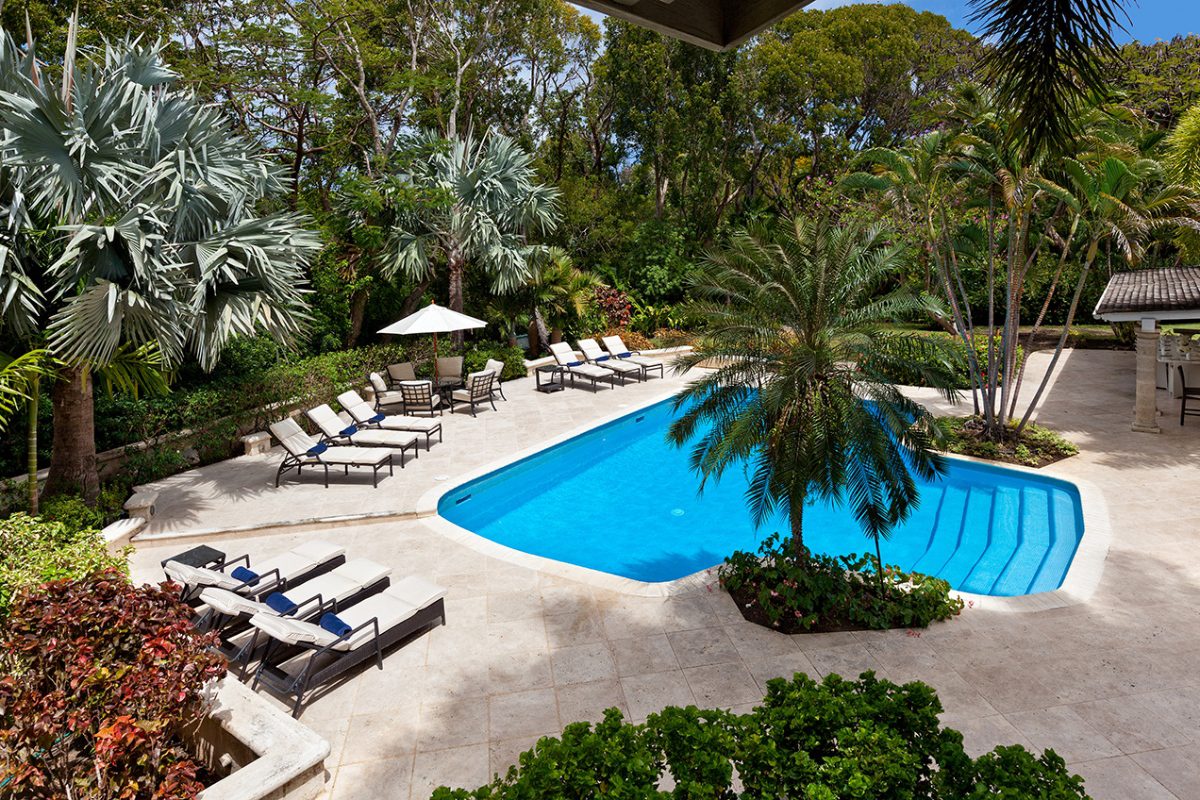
[377,303,487,381]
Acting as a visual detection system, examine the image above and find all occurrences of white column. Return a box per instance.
[1133,317,1161,434]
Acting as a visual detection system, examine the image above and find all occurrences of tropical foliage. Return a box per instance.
[0,571,225,799]
[432,672,1089,800]
[382,130,560,343]
[0,28,320,500]
[668,216,960,561]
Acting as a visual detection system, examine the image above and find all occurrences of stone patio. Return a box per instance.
[126,349,1200,799]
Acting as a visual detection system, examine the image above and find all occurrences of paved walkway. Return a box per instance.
[126,350,1200,800]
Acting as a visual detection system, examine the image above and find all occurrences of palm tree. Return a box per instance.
[0,28,319,501]
[969,0,1128,156]
[667,216,960,565]
[382,130,560,344]
[527,248,600,353]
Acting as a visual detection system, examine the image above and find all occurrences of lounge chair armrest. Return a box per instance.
[290,592,325,618]
[220,553,251,572]
[309,616,381,659]
[236,566,283,596]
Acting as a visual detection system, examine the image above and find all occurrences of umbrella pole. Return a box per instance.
[433,331,439,383]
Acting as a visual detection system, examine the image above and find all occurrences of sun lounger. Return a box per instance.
[198,558,392,664]
[601,335,665,379]
[578,338,642,384]
[269,418,394,488]
[164,540,346,603]
[305,404,419,466]
[336,389,443,450]
[548,342,616,390]
[249,576,447,716]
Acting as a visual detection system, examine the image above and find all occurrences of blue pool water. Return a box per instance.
[439,398,1085,595]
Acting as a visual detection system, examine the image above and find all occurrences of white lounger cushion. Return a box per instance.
[257,540,345,584]
[165,560,243,591]
[200,558,391,618]
[247,576,447,652]
[347,429,418,448]
[165,539,345,592]
[602,336,663,367]
[337,391,441,432]
[580,340,641,375]
[549,344,612,379]
[311,446,391,466]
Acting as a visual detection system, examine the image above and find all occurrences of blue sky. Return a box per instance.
[580,1,1198,43]
[800,0,1195,42]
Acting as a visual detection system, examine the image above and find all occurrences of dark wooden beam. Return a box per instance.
[572,0,813,51]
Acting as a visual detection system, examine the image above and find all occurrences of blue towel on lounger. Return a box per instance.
[340,424,358,436]
[230,566,258,584]
[306,442,328,456]
[369,413,385,423]
[320,612,352,638]
[567,361,582,367]
[265,592,298,615]
[619,352,632,358]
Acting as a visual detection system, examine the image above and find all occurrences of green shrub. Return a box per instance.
[940,416,1079,467]
[0,570,226,799]
[38,486,127,532]
[0,513,129,617]
[463,343,527,380]
[431,672,1090,800]
[719,534,963,633]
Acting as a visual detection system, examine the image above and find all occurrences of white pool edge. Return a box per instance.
[417,393,1113,609]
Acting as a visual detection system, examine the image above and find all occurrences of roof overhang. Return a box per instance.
[1094,267,1200,323]
[571,0,815,51]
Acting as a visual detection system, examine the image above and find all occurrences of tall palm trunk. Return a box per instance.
[788,493,807,558]
[532,307,550,355]
[43,365,99,502]
[448,247,466,347]
[346,286,370,348]
[26,376,39,514]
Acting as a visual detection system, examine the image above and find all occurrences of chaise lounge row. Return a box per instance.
[548,335,665,390]
[165,542,447,716]
[268,389,444,488]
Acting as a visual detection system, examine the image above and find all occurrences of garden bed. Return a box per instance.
[939,416,1079,468]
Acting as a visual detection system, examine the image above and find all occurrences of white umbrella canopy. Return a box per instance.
[377,303,488,382]
[377,303,487,336]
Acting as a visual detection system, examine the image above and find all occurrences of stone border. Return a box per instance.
[197,678,329,800]
[418,394,1113,610]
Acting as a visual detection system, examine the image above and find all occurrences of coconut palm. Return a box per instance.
[382,130,560,344]
[0,28,319,500]
[668,216,960,564]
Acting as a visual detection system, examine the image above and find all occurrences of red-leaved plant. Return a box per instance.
[592,286,632,328]
[0,570,227,799]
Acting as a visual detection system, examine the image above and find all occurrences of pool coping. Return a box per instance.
[417,391,1114,609]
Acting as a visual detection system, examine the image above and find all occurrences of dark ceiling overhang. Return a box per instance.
[572,0,814,51]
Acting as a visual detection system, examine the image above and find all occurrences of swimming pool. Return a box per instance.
[438,397,1085,595]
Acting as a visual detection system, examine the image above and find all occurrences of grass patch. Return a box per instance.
[940,416,1079,468]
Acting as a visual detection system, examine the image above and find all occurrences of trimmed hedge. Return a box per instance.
[432,672,1089,800]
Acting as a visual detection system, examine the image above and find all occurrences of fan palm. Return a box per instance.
[0,27,319,500]
[668,216,960,564]
[382,130,560,344]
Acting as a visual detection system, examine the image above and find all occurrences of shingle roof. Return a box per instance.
[1094,267,1200,317]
